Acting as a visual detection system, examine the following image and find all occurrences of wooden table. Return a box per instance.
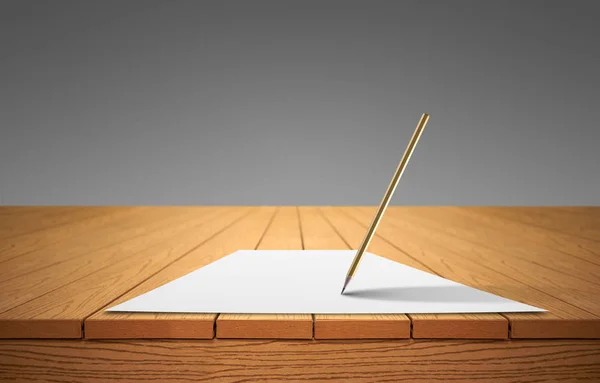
[1,206,599,382]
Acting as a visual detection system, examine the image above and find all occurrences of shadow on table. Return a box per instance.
[343,285,509,303]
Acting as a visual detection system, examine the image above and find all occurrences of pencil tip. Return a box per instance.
[340,276,352,295]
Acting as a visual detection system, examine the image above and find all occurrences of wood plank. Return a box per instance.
[394,206,600,338]
[320,207,505,339]
[84,207,276,339]
[216,314,312,339]
[83,313,216,340]
[320,208,435,274]
[0,206,82,225]
[0,207,65,232]
[0,206,147,263]
[298,206,348,249]
[299,206,410,339]
[445,207,600,268]
[396,207,600,287]
[0,207,121,239]
[410,314,508,339]
[473,206,600,242]
[216,206,313,339]
[384,207,600,316]
[0,206,47,217]
[314,314,409,339]
[347,207,600,338]
[0,207,224,313]
[256,206,303,250]
[0,207,193,282]
[551,207,600,223]
[509,312,600,339]
[4,206,597,342]
[1,339,600,382]
[0,207,246,338]
[533,207,600,228]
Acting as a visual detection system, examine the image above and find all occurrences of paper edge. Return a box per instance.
[106,250,547,313]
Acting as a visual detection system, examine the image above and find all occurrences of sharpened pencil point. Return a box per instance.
[340,276,352,295]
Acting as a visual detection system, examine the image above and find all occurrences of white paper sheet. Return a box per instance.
[108,250,545,314]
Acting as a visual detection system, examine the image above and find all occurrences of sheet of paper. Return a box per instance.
[108,250,545,314]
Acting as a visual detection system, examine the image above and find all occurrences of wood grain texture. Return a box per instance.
[0,207,220,313]
[301,207,411,339]
[551,207,600,227]
[84,313,217,340]
[410,314,508,339]
[473,206,600,242]
[399,206,600,338]
[0,319,82,339]
[0,207,244,338]
[395,207,600,310]
[391,206,600,313]
[0,207,121,240]
[1,339,599,382]
[314,314,410,339]
[257,206,303,250]
[448,207,600,267]
[216,314,313,339]
[0,207,144,264]
[319,207,506,339]
[0,206,46,218]
[1,206,598,342]
[85,207,276,339]
[350,206,600,338]
[216,207,313,339]
[298,206,348,250]
[508,312,600,339]
[0,207,184,282]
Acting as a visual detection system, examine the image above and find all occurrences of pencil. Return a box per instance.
[341,113,430,294]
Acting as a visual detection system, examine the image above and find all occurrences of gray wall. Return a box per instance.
[1,0,599,206]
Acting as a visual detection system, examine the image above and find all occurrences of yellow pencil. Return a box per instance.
[341,113,430,294]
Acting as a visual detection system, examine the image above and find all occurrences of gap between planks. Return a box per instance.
[348,206,600,339]
[84,207,277,339]
[395,206,600,338]
[216,207,411,340]
[216,207,313,339]
[307,207,411,339]
[0,207,248,338]
[319,207,507,340]
[0,207,222,314]
[4,206,597,340]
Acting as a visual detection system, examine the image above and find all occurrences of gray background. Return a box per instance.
[1,0,598,206]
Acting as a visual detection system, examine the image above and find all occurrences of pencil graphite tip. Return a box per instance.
[340,276,352,295]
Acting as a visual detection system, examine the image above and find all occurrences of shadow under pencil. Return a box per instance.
[343,285,509,303]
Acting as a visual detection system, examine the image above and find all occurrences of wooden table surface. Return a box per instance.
[1,206,599,382]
